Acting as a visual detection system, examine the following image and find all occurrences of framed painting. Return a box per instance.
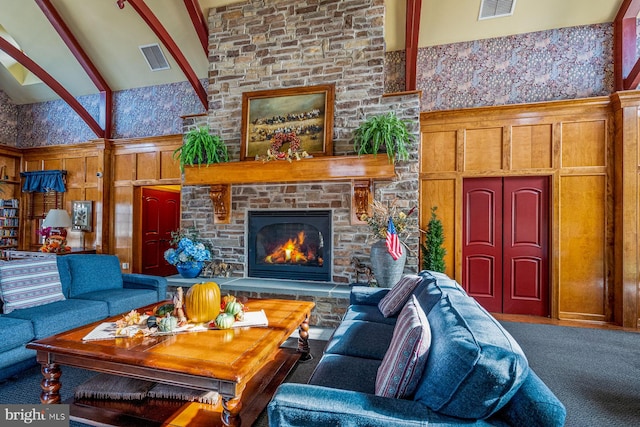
[72,201,92,232]
[240,84,334,160]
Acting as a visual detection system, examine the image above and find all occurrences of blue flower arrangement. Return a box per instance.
[164,228,212,266]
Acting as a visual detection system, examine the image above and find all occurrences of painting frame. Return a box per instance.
[71,201,92,232]
[240,84,335,160]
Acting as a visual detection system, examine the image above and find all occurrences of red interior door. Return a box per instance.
[503,176,549,316]
[463,177,549,316]
[463,178,503,313]
[141,187,180,276]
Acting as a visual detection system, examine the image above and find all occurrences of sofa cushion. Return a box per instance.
[309,354,380,394]
[414,294,529,419]
[376,295,431,399]
[5,298,109,339]
[378,274,423,317]
[65,255,123,298]
[0,258,66,314]
[74,288,158,316]
[342,304,397,325]
[324,320,395,360]
[0,316,35,352]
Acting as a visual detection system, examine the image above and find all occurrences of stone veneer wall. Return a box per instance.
[181,0,421,285]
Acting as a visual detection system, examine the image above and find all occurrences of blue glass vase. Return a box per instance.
[176,261,204,278]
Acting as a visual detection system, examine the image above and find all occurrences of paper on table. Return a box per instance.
[82,322,119,341]
[233,309,268,327]
[209,309,269,329]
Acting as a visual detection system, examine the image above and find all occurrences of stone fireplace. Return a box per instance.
[247,210,332,282]
[179,0,421,291]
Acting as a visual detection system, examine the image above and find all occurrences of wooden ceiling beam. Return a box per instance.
[405,0,422,91]
[183,0,209,56]
[614,0,640,91]
[0,37,104,138]
[118,0,208,110]
[35,0,112,138]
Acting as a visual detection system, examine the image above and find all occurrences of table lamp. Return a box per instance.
[41,209,72,253]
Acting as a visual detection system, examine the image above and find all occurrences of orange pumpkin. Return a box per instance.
[184,282,221,323]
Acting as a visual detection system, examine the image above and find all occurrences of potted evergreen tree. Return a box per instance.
[173,126,229,172]
[352,112,415,163]
[421,206,446,273]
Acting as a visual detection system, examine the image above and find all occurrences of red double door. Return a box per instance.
[462,176,549,316]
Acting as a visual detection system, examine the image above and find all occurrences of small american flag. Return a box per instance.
[385,217,403,260]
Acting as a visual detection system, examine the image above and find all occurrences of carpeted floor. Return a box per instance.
[500,321,640,427]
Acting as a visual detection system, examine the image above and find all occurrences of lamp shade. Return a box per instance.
[42,209,72,228]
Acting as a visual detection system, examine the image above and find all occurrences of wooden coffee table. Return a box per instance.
[26,298,315,427]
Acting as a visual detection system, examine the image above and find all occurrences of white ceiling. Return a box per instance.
[0,0,624,105]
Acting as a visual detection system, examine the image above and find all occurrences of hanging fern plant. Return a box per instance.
[352,112,414,163]
[173,126,229,172]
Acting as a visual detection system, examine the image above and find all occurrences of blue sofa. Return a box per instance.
[0,254,167,381]
[268,271,566,426]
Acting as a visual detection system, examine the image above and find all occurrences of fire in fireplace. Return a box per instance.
[247,210,332,282]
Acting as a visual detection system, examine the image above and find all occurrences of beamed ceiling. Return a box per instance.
[0,0,629,135]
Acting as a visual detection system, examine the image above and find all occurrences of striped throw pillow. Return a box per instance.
[0,258,66,314]
[378,274,422,317]
[375,295,431,399]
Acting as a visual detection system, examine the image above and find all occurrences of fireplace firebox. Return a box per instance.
[247,210,331,282]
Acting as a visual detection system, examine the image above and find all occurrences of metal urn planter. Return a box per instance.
[369,239,407,288]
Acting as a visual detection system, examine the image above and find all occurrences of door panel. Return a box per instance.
[503,176,549,316]
[462,176,549,316]
[463,178,503,313]
[141,188,180,276]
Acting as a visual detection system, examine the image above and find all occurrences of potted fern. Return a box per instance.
[174,126,229,172]
[352,112,414,163]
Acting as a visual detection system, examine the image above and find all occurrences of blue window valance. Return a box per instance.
[20,170,67,193]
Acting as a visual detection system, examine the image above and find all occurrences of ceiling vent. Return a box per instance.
[139,43,170,71]
[479,0,516,20]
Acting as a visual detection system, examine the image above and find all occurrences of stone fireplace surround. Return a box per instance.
[175,0,421,327]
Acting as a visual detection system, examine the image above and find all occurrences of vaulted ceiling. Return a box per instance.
[0,0,624,108]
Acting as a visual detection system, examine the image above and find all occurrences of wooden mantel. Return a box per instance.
[182,154,395,185]
[183,154,396,224]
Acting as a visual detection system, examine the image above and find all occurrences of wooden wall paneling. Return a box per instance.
[561,120,607,168]
[421,130,457,173]
[64,157,86,187]
[511,124,553,170]
[160,149,181,180]
[421,97,614,324]
[611,93,640,328]
[464,127,503,171]
[136,152,159,181]
[43,159,63,170]
[111,135,183,272]
[558,175,607,321]
[113,185,134,272]
[419,179,456,278]
[24,160,43,172]
[114,153,136,182]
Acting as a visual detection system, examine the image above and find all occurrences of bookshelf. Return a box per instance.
[0,198,19,254]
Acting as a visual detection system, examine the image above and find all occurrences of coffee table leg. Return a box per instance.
[40,363,62,404]
[297,313,313,361]
[221,394,242,427]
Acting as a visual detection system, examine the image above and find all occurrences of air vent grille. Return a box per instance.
[479,0,516,20]
[139,43,170,71]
